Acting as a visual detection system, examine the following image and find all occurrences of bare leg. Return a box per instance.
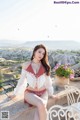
[34,108,39,120]
[24,91,48,120]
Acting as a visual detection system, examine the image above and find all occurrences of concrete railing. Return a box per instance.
[0,90,68,120]
[0,80,80,120]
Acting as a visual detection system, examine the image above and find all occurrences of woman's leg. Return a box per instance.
[24,91,48,120]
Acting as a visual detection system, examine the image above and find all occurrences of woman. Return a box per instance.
[9,44,58,120]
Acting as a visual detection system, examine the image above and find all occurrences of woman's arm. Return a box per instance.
[13,68,27,96]
[45,75,59,99]
[45,75,54,97]
[8,68,27,99]
[8,62,30,99]
[13,61,31,96]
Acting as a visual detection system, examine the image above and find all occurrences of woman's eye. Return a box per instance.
[38,51,45,55]
[39,51,41,53]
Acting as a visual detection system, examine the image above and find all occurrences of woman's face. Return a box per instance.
[34,48,45,61]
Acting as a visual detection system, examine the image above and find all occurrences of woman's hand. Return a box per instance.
[8,95,16,100]
[51,94,60,100]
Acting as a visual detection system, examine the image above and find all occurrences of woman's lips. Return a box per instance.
[39,57,42,59]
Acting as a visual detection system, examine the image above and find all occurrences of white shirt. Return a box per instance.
[13,62,54,96]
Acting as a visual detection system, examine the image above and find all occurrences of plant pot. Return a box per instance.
[0,87,4,92]
[55,75,69,87]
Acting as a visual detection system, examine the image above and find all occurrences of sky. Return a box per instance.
[0,0,80,42]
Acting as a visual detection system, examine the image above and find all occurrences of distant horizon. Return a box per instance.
[0,40,80,50]
[0,39,80,43]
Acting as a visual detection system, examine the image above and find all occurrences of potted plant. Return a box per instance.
[0,71,3,92]
[0,79,3,91]
[53,64,74,86]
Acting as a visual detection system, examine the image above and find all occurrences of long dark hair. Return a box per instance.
[31,44,51,76]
